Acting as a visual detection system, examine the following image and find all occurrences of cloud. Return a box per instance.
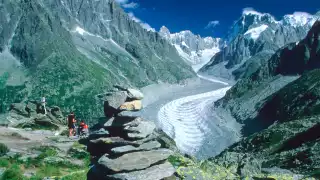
[115,0,139,9]
[205,20,220,29]
[122,2,139,9]
[242,7,263,16]
[128,12,156,32]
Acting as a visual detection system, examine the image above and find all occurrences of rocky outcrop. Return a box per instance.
[86,90,177,179]
[86,116,177,180]
[4,101,65,130]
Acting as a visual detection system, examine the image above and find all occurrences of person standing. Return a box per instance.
[67,112,76,137]
[41,96,47,115]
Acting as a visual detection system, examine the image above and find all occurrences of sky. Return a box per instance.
[115,0,319,38]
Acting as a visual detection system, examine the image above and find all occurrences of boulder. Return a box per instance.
[104,91,128,109]
[7,101,65,128]
[127,88,144,100]
[111,141,161,154]
[119,100,142,111]
[124,120,156,139]
[107,162,175,180]
[98,149,173,173]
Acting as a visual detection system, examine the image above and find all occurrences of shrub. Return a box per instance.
[0,143,9,156]
[0,158,10,167]
[1,164,24,180]
[35,165,62,178]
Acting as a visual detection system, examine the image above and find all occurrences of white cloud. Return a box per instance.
[115,0,139,9]
[128,12,155,32]
[122,2,139,9]
[242,7,263,16]
[205,20,220,29]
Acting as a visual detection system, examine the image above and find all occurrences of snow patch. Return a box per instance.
[244,24,268,40]
[181,41,189,48]
[75,26,86,35]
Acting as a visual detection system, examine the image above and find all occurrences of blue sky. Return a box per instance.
[116,0,319,38]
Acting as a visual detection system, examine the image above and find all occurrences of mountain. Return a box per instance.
[0,0,195,120]
[204,21,320,178]
[199,10,319,80]
[159,26,224,71]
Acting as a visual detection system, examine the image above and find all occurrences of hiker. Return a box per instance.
[67,112,76,137]
[41,96,47,115]
[78,120,89,136]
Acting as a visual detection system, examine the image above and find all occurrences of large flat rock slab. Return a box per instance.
[108,161,175,180]
[111,141,161,154]
[125,121,156,140]
[98,149,173,173]
[88,137,140,156]
[104,116,140,128]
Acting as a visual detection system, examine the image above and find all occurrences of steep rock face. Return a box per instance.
[159,26,224,71]
[199,11,318,80]
[0,0,195,120]
[216,21,320,128]
[205,21,320,178]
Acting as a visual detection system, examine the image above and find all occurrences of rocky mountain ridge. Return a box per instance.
[199,10,320,80]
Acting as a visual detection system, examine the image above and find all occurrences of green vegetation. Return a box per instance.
[0,143,9,156]
[0,158,10,167]
[1,164,24,180]
[0,143,90,180]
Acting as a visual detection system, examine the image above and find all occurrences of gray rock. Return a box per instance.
[104,116,139,128]
[87,137,140,156]
[111,141,161,154]
[103,91,128,109]
[88,129,109,140]
[108,161,175,180]
[124,121,156,139]
[98,149,173,172]
[127,88,144,100]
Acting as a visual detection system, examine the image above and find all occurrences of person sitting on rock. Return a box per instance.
[78,120,89,136]
[67,112,76,137]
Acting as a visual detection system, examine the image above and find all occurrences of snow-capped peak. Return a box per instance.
[160,26,170,35]
[159,26,223,72]
[282,12,316,27]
